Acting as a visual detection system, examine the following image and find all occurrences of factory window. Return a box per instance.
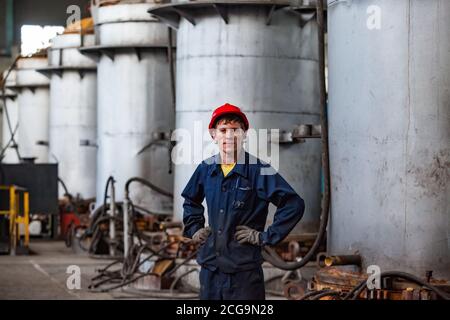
[20,25,64,56]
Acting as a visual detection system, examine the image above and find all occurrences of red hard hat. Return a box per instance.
[208,103,249,131]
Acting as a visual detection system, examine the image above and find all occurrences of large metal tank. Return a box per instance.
[15,54,50,163]
[40,19,97,199]
[88,0,175,213]
[149,0,322,235]
[327,0,450,278]
[1,69,19,163]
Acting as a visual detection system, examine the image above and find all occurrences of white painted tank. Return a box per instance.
[150,0,322,235]
[43,19,97,199]
[89,0,175,213]
[327,0,450,278]
[15,54,50,163]
[1,69,19,163]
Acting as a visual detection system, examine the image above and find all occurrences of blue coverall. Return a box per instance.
[182,151,305,300]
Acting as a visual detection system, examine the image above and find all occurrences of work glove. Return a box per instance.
[192,227,211,244]
[235,225,261,246]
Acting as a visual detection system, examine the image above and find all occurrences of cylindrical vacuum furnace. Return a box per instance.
[14,53,50,163]
[149,0,322,235]
[327,0,450,278]
[1,69,20,163]
[38,19,97,199]
[86,0,175,213]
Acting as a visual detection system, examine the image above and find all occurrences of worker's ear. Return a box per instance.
[209,128,217,142]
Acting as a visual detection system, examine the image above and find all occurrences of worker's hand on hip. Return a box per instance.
[235,225,261,246]
[192,227,211,244]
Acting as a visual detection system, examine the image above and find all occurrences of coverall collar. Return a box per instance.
[207,151,248,178]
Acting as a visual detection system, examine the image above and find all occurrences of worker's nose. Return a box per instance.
[225,129,235,139]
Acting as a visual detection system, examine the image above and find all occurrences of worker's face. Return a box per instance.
[212,120,246,157]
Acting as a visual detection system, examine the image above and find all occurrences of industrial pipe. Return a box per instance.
[125,176,174,199]
[261,0,330,271]
[323,255,362,267]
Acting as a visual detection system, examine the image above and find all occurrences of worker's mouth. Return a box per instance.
[222,142,235,147]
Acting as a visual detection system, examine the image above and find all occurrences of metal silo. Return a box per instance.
[1,70,19,163]
[149,0,322,235]
[39,19,97,199]
[86,0,175,213]
[15,54,50,163]
[327,0,450,278]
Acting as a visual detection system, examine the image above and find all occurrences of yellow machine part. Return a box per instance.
[0,185,30,255]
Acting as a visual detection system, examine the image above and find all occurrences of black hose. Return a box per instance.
[297,289,329,301]
[58,177,71,198]
[85,203,123,255]
[65,221,74,248]
[75,225,90,251]
[89,240,180,290]
[125,176,173,199]
[168,27,176,112]
[309,290,342,300]
[344,271,450,300]
[164,250,198,278]
[169,268,198,292]
[96,259,122,274]
[102,176,115,219]
[134,242,177,271]
[261,0,330,271]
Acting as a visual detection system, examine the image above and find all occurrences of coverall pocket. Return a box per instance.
[232,179,253,210]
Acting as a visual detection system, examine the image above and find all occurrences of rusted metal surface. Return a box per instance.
[272,235,325,262]
[310,267,450,300]
[313,267,367,292]
[283,281,306,300]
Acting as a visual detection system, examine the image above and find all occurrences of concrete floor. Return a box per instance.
[0,239,288,300]
[0,240,116,299]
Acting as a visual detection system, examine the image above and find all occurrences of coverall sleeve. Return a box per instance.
[256,165,305,246]
[181,163,206,239]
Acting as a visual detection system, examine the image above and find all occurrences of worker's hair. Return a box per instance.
[213,114,246,130]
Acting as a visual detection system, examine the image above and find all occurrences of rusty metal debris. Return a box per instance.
[303,267,450,300]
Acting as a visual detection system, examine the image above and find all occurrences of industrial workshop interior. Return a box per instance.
[0,0,449,304]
